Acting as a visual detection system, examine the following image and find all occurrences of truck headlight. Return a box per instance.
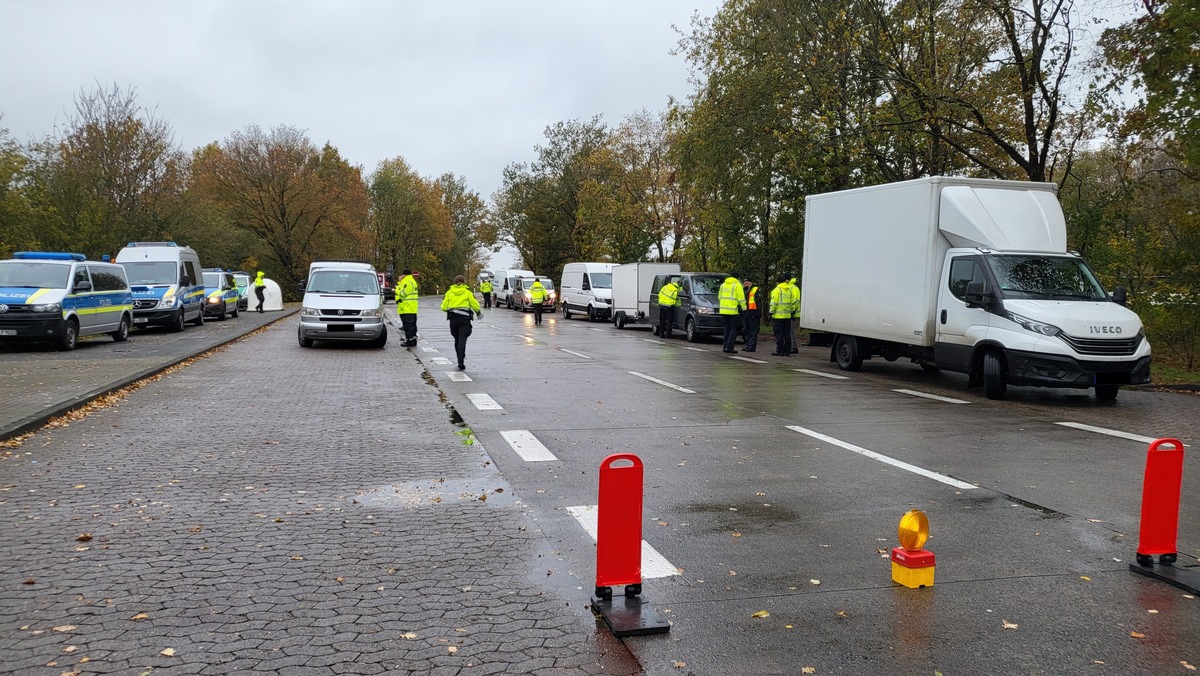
[31,303,62,313]
[301,307,320,317]
[1005,311,1061,337]
[696,306,712,315]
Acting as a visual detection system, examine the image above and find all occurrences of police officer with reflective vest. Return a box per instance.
[530,278,548,325]
[253,271,266,313]
[480,277,493,308]
[742,279,761,352]
[395,268,419,347]
[769,274,795,356]
[719,274,747,353]
[441,275,482,370]
[657,278,680,339]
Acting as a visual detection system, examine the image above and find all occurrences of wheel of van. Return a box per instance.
[111,315,130,342]
[614,312,627,329]
[685,317,700,343]
[833,335,863,371]
[372,327,388,348]
[57,318,79,351]
[982,351,1007,400]
[191,307,204,326]
[563,304,572,319]
[217,306,227,321]
[1095,384,1120,401]
[231,305,239,318]
[170,310,186,333]
[506,296,512,309]
[298,326,314,348]
[587,306,597,322]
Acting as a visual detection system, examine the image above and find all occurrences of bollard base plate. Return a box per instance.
[592,594,671,637]
[1129,561,1200,594]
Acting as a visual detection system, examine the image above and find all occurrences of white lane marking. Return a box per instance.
[566,505,678,579]
[795,369,848,379]
[682,346,707,352]
[643,339,664,344]
[559,348,591,359]
[1054,422,1186,446]
[430,357,451,365]
[446,372,472,382]
[466,393,503,410]
[500,430,557,462]
[590,328,606,332]
[628,371,695,394]
[787,425,976,490]
[421,347,439,353]
[893,389,969,404]
[730,356,767,364]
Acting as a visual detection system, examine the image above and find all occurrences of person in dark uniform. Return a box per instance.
[253,271,266,313]
[441,275,482,370]
[742,279,761,352]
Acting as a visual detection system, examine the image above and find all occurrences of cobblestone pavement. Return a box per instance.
[0,315,638,675]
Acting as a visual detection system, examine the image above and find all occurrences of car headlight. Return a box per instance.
[31,303,62,313]
[696,306,712,315]
[361,308,382,317]
[1005,311,1061,337]
[301,306,320,317]
[207,296,221,304]
[158,295,178,308]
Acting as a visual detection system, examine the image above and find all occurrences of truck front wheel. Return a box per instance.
[614,312,626,329]
[1095,384,1120,401]
[833,335,863,371]
[983,351,1008,400]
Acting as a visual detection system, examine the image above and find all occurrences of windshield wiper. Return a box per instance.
[1001,287,1053,298]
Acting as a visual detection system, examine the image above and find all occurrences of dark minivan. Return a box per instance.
[648,272,742,342]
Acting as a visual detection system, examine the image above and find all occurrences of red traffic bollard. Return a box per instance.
[595,453,643,599]
[1135,438,1184,565]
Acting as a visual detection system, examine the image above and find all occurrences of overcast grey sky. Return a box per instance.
[0,0,721,267]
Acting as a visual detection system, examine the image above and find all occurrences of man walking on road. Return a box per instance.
[530,278,548,325]
[657,277,680,339]
[770,274,795,356]
[719,273,747,353]
[395,268,419,347]
[253,271,266,313]
[480,277,493,308]
[441,275,482,370]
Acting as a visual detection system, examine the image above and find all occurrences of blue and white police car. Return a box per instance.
[0,252,134,350]
[202,269,240,320]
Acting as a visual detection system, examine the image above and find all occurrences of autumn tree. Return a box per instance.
[0,122,34,257]
[435,173,490,288]
[368,157,453,291]
[189,125,370,291]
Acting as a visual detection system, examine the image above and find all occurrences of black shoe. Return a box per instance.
[770,352,785,356]
[743,348,755,352]
[723,349,738,354]
[457,363,465,370]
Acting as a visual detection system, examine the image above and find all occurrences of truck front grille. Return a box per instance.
[1059,334,1142,356]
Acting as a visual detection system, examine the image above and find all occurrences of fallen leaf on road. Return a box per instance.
[752,610,770,618]
[802,668,815,674]
[130,613,149,621]
[335,577,345,583]
[810,579,820,586]
[1147,609,1159,614]
[1181,661,1196,671]
[22,578,35,585]
[1130,631,1146,638]
[447,646,458,654]
[1002,620,1018,629]
[50,625,76,632]
[672,661,686,668]
[63,646,77,653]
[400,632,417,639]
[1080,576,1091,581]
[160,648,176,657]
[732,531,742,537]
[75,533,92,542]
[73,485,86,489]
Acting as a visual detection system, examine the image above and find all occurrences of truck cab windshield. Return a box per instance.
[985,254,1107,301]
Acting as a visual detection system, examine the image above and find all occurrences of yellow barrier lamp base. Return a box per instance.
[892,509,935,588]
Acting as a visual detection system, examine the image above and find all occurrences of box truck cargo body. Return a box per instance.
[800,176,1151,400]
[611,262,681,329]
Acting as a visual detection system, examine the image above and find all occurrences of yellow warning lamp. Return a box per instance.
[891,509,935,588]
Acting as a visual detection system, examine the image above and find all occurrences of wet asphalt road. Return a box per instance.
[429,298,1199,675]
[2,295,1197,675]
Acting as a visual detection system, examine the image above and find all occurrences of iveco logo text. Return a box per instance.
[1088,326,1122,334]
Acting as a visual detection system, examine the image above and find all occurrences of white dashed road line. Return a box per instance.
[559,348,591,359]
[628,371,695,394]
[1054,422,1183,446]
[500,430,557,462]
[787,425,976,490]
[730,356,767,364]
[643,339,663,344]
[893,389,969,404]
[682,346,707,352]
[446,372,472,382]
[566,505,679,579]
[421,346,439,352]
[430,357,451,365]
[794,369,848,379]
[466,393,503,411]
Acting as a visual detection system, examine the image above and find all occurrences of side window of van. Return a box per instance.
[185,261,201,286]
[73,266,91,290]
[680,277,691,296]
[948,257,987,300]
[88,266,126,292]
[582,274,591,291]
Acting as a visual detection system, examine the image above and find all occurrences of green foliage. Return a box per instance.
[369,157,453,291]
[435,173,491,291]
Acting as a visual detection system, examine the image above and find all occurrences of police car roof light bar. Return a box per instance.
[13,252,86,261]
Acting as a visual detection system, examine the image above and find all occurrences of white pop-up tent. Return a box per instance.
[251,278,285,311]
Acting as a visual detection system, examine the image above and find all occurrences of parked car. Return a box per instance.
[0,251,134,350]
[512,276,557,312]
[560,262,615,321]
[230,271,251,310]
[202,269,240,320]
[648,272,741,342]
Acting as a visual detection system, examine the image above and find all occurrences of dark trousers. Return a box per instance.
[400,313,417,345]
[743,310,761,351]
[658,305,675,338]
[254,286,265,312]
[482,292,491,308]
[449,314,472,365]
[773,318,792,355]
[722,314,738,351]
[533,303,544,324]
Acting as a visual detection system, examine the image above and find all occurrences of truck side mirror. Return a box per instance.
[964,280,991,308]
[1111,286,1127,306]
[296,281,307,293]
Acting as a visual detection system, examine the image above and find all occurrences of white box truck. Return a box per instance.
[800,176,1152,400]
[611,262,681,329]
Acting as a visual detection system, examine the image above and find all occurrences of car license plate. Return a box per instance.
[0,329,16,336]
[134,318,148,324]
[328,324,354,332]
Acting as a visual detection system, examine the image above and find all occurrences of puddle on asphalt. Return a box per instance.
[356,476,519,508]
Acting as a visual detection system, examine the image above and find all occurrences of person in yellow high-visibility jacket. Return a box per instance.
[480,278,493,308]
[441,275,482,370]
[769,274,796,356]
[718,274,747,353]
[395,268,419,347]
[742,279,761,352]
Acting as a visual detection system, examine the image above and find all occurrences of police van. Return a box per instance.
[115,242,206,332]
[201,268,241,320]
[0,252,134,350]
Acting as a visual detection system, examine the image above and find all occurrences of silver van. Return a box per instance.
[297,261,387,348]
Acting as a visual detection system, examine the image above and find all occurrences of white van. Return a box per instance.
[297,261,387,348]
[560,262,615,321]
[492,268,534,309]
[115,241,206,332]
[0,252,134,350]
